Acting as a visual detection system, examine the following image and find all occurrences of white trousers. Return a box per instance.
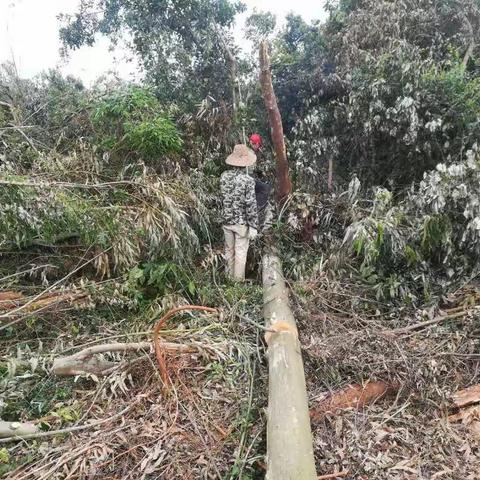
[223,225,250,281]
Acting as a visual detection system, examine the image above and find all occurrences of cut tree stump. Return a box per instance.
[262,254,317,480]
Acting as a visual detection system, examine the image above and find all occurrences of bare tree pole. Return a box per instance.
[327,156,333,192]
[262,254,317,479]
[217,30,238,113]
[259,40,293,204]
[460,11,476,68]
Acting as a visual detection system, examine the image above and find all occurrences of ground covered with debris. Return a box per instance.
[293,275,480,479]
[1,278,267,479]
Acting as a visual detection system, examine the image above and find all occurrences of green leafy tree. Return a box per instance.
[59,0,245,107]
[292,0,480,189]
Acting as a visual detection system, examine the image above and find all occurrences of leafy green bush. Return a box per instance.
[344,148,480,302]
[124,116,183,158]
[127,261,196,300]
[91,86,183,161]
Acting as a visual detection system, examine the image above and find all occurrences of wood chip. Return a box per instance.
[452,384,480,408]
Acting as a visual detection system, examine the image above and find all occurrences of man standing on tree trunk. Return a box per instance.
[220,144,258,281]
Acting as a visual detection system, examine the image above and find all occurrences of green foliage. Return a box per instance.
[92,87,159,123]
[91,87,183,160]
[421,215,452,257]
[51,405,81,424]
[244,10,277,43]
[271,14,326,133]
[344,149,480,302]
[124,116,183,158]
[1,375,75,420]
[292,0,480,189]
[127,261,196,300]
[59,0,245,105]
[0,448,10,464]
[0,174,203,275]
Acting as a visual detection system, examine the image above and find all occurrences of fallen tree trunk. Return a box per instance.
[262,254,317,480]
[0,421,38,439]
[53,341,198,376]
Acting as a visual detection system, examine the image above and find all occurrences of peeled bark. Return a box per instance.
[452,384,480,409]
[259,41,293,204]
[310,382,399,421]
[53,341,197,376]
[262,254,317,480]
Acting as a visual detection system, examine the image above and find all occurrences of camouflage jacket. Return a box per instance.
[255,179,274,232]
[220,169,258,229]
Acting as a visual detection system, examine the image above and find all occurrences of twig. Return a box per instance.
[237,313,273,332]
[0,179,138,188]
[317,471,349,479]
[382,309,472,336]
[0,403,133,444]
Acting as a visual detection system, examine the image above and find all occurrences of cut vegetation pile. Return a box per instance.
[1,280,267,479]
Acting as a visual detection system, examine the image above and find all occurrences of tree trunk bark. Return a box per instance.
[262,254,317,480]
[259,41,293,204]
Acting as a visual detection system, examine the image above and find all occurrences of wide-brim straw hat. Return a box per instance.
[225,144,257,167]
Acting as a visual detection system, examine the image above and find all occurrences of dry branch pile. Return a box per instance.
[0,282,266,479]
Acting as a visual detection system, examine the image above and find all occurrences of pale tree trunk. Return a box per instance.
[327,156,333,192]
[217,30,238,113]
[259,41,293,204]
[53,342,197,376]
[262,254,317,479]
[0,421,38,438]
[460,12,476,68]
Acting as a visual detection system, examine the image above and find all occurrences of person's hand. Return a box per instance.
[248,227,258,241]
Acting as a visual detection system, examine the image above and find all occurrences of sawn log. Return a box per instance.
[262,254,317,480]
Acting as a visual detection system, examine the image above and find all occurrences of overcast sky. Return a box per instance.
[0,0,327,85]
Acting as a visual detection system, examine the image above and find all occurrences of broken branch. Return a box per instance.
[0,404,133,444]
[0,421,38,439]
[382,310,470,336]
[53,341,199,376]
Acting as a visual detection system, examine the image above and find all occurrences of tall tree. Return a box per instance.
[259,41,292,203]
[59,0,244,107]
